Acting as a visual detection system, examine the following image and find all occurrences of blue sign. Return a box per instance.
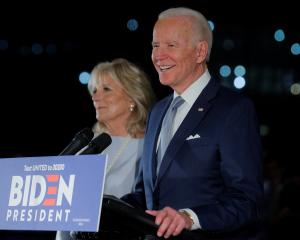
[0,154,107,231]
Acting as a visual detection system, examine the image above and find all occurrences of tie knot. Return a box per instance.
[171,96,184,111]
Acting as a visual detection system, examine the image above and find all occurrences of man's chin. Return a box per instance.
[159,77,172,86]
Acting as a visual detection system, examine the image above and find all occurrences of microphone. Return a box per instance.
[79,132,112,155]
[59,128,94,155]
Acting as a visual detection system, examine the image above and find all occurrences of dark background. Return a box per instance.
[0,1,299,239]
[0,1,299,167]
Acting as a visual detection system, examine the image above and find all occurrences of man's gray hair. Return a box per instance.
[158,7,213,61]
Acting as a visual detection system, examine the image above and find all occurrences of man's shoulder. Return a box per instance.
[218,85,252,104]
[209,84,256,115]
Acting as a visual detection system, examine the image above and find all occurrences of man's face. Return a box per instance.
[151,16,203,93]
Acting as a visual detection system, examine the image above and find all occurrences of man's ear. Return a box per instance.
[196,41,208,63]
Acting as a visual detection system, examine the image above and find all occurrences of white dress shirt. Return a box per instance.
[158,70,211,230]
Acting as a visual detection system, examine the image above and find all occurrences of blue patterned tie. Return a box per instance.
[156,96,185,174]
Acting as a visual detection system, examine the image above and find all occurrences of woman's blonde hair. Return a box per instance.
[88,58,156,138]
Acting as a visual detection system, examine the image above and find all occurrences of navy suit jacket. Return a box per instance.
[123,77,263,236]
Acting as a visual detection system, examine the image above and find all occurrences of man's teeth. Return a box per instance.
[160,65,172,71]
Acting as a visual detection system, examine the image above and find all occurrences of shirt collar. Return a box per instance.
[173,69,211,106]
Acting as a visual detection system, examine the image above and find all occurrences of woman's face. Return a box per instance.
[92,74,132,129]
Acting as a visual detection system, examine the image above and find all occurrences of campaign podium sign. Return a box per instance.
[0,154,107,231]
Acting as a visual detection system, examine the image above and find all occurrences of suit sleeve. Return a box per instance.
[191,98,264,231]
[121,164,147,210]
[120,105,156,210]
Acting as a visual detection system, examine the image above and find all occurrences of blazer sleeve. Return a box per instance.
[120,105,156,210]
[191,97,264,231]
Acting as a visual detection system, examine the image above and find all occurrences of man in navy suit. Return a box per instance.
[123,7,263,240]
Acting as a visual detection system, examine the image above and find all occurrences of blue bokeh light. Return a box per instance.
[219,65,231,77]
[79,72,90,85]
[274,29,285,42]
[127,19,139,31]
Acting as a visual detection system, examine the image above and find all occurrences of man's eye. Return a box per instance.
[103,87,111,91]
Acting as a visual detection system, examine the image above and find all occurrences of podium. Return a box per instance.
[72,195,157,240]
[73,195,218,240]
[72,195,261,240]
[100,195,158,238]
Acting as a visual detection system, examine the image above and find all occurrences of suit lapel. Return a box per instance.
[146,96,173,190]
[155,78,220,186]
